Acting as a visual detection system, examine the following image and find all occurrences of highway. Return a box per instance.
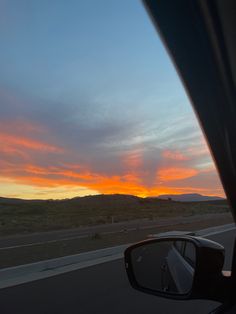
[0,213,229,250]
[0,229,235,313]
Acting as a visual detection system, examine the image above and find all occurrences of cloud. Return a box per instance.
[162,150,189,161]
[0,132,63,153]
[0,156,225,198]
[0,86,225,198]
[157,167,198,182]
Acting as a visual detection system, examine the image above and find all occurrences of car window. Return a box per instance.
[0,0,232,270]
[0,1,234,313]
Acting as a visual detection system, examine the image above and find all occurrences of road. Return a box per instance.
[0,229,235,313]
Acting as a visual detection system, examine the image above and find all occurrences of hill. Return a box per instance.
[0,194,229,236]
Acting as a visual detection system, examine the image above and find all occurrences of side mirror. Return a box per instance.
[124,236,230,302]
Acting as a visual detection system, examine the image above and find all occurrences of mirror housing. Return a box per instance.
[125,236,230,302]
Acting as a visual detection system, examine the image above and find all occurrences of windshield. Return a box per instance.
[0,1,233,313]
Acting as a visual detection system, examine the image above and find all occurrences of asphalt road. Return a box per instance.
[0,229,235,314]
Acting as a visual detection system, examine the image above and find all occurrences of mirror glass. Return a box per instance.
[130,240,196,295]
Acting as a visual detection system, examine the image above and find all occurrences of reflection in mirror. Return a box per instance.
[131,240,196,295]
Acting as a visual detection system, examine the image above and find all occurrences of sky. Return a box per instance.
[0,0,225,199]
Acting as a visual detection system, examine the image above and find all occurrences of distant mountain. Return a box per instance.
[0,197,37,204]
[0,196,47,204]
[0,193,225,204]
[157,193,225,202]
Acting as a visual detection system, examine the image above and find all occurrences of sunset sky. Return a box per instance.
[0,0,224,199]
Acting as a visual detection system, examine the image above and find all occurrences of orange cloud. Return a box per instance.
[157,167,198,181]
[0,132,63,153]
[123,150,143,169]
[16,175,223,198]
[186,145,209,158]
[0,146,29,159]
[25,165,94,181]
[0,159,223,198]
[0,132,223,199]
[162,150,188,161]
[0,119,45,134]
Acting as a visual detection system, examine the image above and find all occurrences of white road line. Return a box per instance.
[0,224,179,250]
[0,228,136,250]
[0,221,234,251]
[0,234,90,250]
[202,227,236,237]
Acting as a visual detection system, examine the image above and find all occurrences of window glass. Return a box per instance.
[0,0,232,272]
[174,241,184,255]
[0,2,233,313]
[184,242,196,268]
